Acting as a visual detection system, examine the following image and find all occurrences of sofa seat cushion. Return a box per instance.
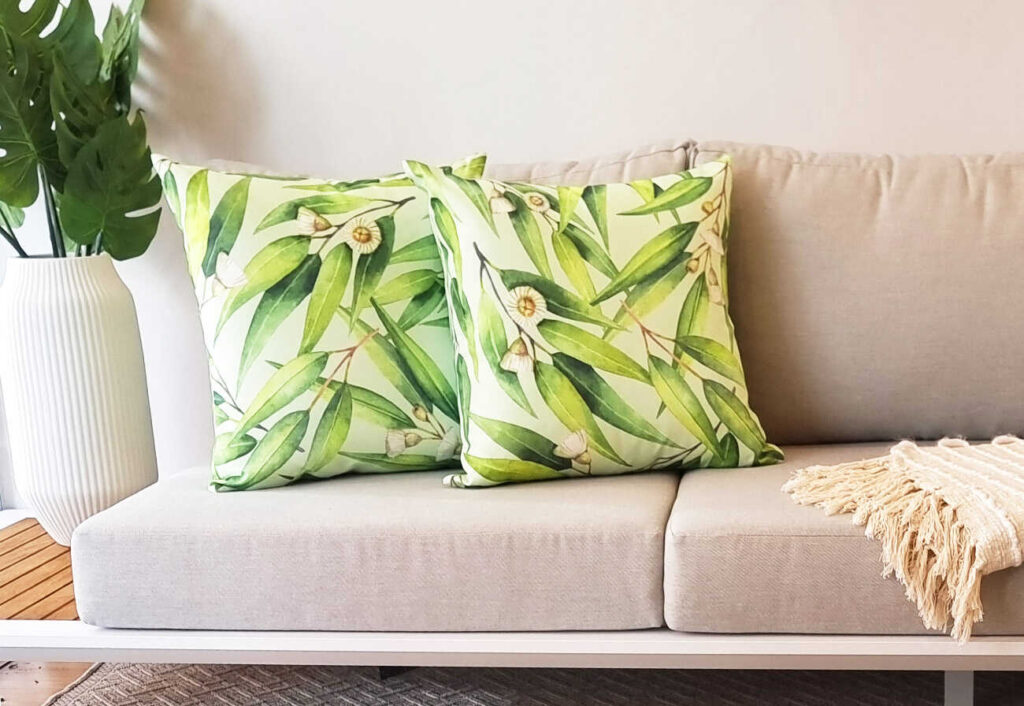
[71,468,679,631]
[665,444,1024,635]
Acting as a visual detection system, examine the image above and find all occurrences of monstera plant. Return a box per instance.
[0,0,160,259]
[0,0,162,544]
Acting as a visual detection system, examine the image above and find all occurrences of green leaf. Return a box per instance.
[464,455,564,483]
[591,222,698,304]
[60,114,162,259]
[499,269,622,330]
[703,380,766,455]
[556,186,583,234]
[201,176,252,276]
[757,444,785,465]
[43,0,101,84]
[0,202,25,228]
[538,320,648,382]
[99,0,145,98]
[677,335,746,384]
[456,355,471,438]
[561,223,618,280]
[452,175,496,232]
[255,193,374,232]
[373,269,438,306]
[306,383,353,472]
[391,235,441,265]
[471,414,569,469]
[429,198,463,279]
[50,50,117,172]
[649,356,721,458]
[371,300,459,422]
[675,273,710,350]
[620,176,712,216]
[235,351,328,436]
[709,433,740,468]
[213,432,257,465]
[350,385,416,429]
[182,169,210,277]
[452,154,487,179]
[0,35,56,205]
[477,293,534,416]
[552,353,678,448]
[606,260,689,341]
[300,244,352,353]
[397,280,445,329]
[629,180,656,203]
[582,185,609,247]
[552,230,596,301]
[214,410,309,490]
[505,192,553,279]
[218,235,311,334]
[448,278,479,376]
[349,214,395,327]
[238,254,320,380]
[340,451,452,472]
[534,361,627,466]
[353,317,428,410]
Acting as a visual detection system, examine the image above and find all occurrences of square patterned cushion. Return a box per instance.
[406,157,782,487]
[155,156,486,490]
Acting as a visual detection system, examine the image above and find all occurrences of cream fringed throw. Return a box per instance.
[783,436,1024,642]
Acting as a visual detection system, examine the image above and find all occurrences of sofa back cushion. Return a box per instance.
[694,141,1024,444]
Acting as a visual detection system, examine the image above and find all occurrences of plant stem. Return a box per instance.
[38,167,66,257]
[0,208,27,256]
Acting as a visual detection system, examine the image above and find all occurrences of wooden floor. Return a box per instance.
[0,519,77,621]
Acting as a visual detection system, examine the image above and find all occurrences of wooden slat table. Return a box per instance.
[0,519,78,621]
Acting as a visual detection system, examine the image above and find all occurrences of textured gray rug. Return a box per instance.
[44,663,1024,705]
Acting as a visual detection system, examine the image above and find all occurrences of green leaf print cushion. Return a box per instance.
[405,156,782,488]
[155,155,486,491]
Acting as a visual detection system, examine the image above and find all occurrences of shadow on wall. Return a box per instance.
[109,0,264,481]
[135,0,263,162]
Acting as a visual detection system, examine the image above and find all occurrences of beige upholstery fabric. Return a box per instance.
[664,444,1024,635]
[72,469,679,631]
[694,141,1024,444]
[487,139,693,186]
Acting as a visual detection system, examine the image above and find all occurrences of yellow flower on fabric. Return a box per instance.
[341,218,382,254]
[490,193,516,214]
[554,430,592,473]
[707,266,723,305]
[505,286,547,331]
[499,337,533,374]
[296,206,334,235]
[523,192,551,213]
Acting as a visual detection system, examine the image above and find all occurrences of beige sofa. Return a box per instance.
[64,142,1024,693]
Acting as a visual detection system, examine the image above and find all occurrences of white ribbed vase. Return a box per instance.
[0,255,157,545]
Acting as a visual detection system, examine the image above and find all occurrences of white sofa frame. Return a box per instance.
[0,620,1017,705]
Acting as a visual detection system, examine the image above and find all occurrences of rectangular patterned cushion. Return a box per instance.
[155,156,486,490]
[406,157,781,487]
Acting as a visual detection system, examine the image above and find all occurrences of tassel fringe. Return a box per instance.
[783,458,984,643]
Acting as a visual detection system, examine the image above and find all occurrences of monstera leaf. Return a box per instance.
[0,31,59,206]
[59,114,162,259]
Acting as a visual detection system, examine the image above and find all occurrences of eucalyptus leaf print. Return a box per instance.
[406,155,780,487]
[157,154,486,490]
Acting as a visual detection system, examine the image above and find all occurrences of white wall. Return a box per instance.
[2,0,1024,505]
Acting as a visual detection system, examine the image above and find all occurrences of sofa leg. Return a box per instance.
[377,666,415,680]
[944,670,973,706]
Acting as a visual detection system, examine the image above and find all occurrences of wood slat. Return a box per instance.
[0,522,48,558]
[0,518,38,543]
[0,565,73,618]
[0,520,77,621]
[13,582,75,619]
[44,600,79,621]
[0,553,72,607]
